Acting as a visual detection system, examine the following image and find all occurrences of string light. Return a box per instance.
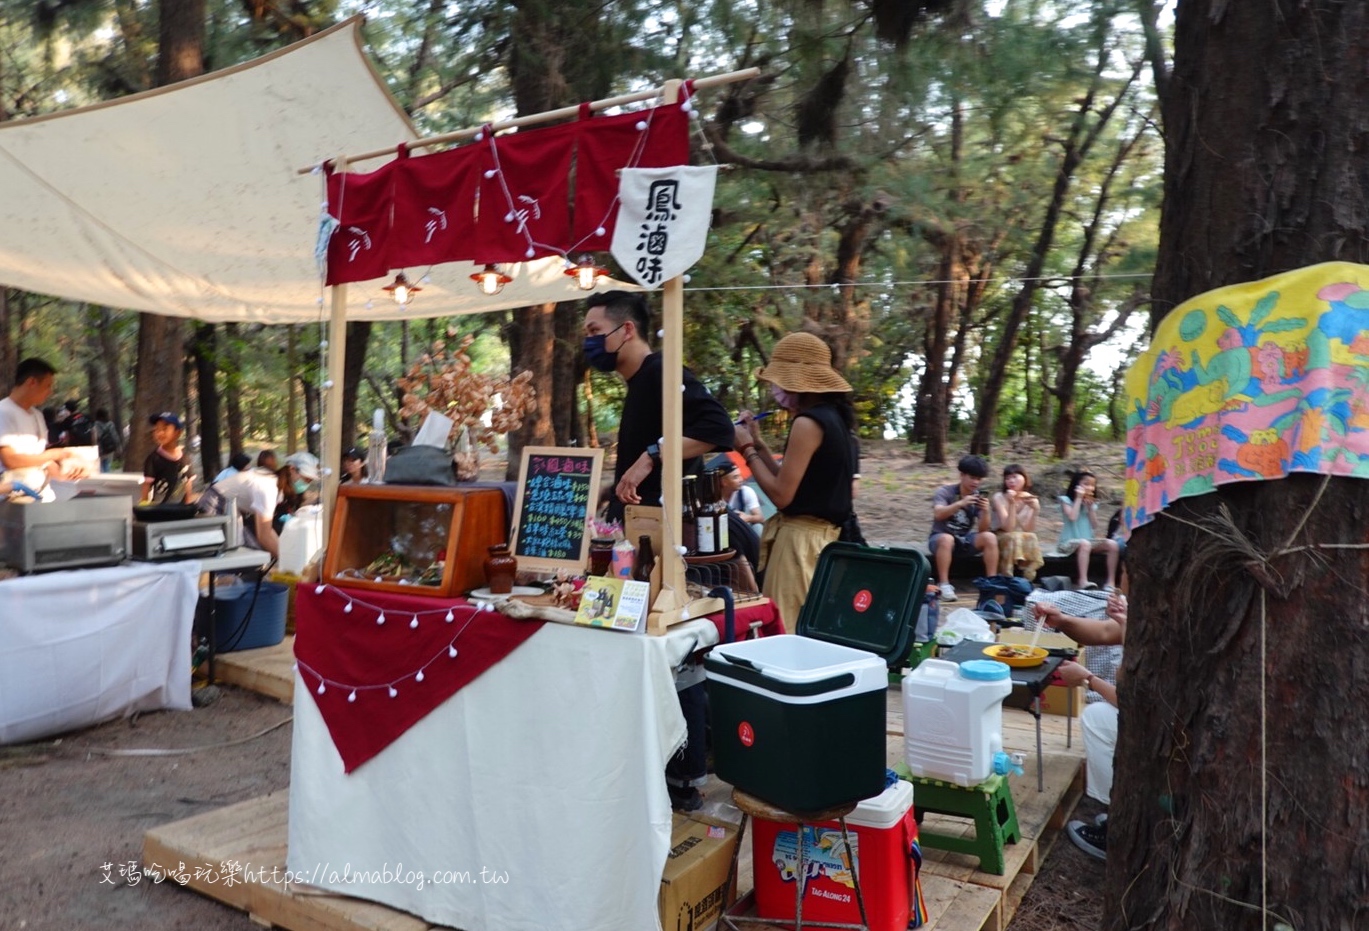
[565,255,609,291]
[383,272,421,306]
[470,264,513,295]
[296,584,487,705]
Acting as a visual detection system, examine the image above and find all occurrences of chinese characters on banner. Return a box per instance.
[1123,261,1369,531]
[610,166,718,289]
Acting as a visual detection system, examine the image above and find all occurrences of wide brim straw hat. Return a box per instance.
[755,332,853,394]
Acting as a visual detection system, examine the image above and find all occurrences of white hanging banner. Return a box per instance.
[610,166,718,290]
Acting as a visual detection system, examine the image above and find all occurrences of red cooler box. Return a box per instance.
[752,780,924,931]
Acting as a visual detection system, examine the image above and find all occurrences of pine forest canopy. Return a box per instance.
[0,0,1163,470]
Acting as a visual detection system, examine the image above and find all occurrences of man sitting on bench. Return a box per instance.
[928,455,998,603]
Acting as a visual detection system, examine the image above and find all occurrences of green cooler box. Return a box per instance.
[704,542,930,811]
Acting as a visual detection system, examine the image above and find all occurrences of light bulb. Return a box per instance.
[376,612,385,625]
[388,686,398,698]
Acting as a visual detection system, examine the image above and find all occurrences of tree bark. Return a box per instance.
[504,304,557,480]
[342,320,372,454]
[192,323,222,480]
[1113,3,1369,928]
[128,0,203,471]
[551,304,583,447]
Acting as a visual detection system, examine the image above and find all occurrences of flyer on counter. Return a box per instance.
[573,576,650,632]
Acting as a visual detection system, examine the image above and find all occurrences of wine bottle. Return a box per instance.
[633,534,656,584]
[681,475,699,555]
[695,472,716,555]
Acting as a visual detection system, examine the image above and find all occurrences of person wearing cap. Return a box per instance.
[141,412,196,504]
[735,332,861,632]
[582,290,733,524]
[0,358,91,498]
[274,451,320,533]
[340,447,368,484]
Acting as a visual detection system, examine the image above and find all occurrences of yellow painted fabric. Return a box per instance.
[1124,261,1369,530]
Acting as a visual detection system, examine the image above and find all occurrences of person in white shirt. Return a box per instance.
[0,358,90,496]
[214,465,283,559]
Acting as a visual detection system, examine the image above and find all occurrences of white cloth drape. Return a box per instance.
[0,561,199,744]
[288,618,718,931]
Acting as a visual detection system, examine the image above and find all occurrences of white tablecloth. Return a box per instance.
[0,560,200,744]
[288,617,720,931]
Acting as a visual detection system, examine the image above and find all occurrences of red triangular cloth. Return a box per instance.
[293,584,544,773]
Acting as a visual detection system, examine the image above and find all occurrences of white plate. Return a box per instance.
[469,586,543,600]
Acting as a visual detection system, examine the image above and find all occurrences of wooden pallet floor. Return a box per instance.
[147,685,1083,931]
[214,635,296,704]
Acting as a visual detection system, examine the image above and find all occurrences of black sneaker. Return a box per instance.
[669,786,703,812]
[1067,819,1107,861]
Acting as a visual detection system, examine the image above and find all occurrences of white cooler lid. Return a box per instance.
[847,779,914,830]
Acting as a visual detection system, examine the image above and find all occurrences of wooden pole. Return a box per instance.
[320,159,349,542]
[297,68,760,173]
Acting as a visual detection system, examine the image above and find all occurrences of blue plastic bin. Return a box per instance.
[210,582,288,652]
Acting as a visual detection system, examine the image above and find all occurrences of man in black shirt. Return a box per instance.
[582,290,733,524]
[583,290,733,812]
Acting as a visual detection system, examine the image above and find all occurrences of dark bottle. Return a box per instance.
[707,469,730,553]
[633,534,656,584]
[681,476,699,555]
[696,471,718,555]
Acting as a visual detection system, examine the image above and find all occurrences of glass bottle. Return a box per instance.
[681,475,699,555]
[695,471,717,555]
[633,534,656,584]
[708,470,730,553]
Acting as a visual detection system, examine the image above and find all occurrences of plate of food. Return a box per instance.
[982,643,1049,667]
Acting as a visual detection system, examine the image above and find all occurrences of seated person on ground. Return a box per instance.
[1058,469,1120,591]
[991,463,1044,580]
[928,454,998,602]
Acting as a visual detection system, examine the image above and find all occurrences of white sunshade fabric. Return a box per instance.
[0,18,631,324]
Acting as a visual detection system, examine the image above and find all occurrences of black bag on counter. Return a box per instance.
[382,445,456,485]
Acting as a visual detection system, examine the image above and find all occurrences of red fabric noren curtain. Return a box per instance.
[390,143,485,268]
[471,121,578,265]
[325,161,396,285]
[572,105,690,252]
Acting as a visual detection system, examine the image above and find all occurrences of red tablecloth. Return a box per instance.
[293,585,544,772]
[293,586,781,773]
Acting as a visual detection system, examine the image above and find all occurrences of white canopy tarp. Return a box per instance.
[0,17,628,323]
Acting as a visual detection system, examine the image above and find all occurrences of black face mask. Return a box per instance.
[582,322,626,373]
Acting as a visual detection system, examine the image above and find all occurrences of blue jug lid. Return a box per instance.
[959,659,1010,681]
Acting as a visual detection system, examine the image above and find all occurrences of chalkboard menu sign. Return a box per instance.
[510,446,605,574]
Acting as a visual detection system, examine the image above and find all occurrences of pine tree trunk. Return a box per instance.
[504,304,556,480]
[342,320,372,453]
[192,323,222,480]
[551,304,582,447]
[1112,2,1369,927]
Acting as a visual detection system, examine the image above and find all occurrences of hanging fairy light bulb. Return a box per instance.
[470,263,513,296]
[564,255,609,291]
[383,272,421,307]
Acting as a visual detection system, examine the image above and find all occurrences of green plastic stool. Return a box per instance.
[897,768,1020,875]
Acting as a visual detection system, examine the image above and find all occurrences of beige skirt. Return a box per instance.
[996,530,1044,580]
[759,512,841,633]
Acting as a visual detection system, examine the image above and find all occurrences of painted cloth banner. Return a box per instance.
[610,165,717,289]
[390,144,482,267]
[325,160,396,285]
[572,106,690,251]
[1123,261,1369,531]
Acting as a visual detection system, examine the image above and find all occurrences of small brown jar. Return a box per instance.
[483,543,518,594]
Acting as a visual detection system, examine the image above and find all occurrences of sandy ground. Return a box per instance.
[0,436,1122,931]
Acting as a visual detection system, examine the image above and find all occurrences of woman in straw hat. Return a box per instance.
[734,332,860,632]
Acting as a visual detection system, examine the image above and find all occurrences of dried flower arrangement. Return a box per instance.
[396,335,538,479]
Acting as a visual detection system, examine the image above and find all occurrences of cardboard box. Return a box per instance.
[997,629,1083,717]
[660,813,741,931]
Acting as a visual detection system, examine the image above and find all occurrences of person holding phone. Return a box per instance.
[928,454,998,602]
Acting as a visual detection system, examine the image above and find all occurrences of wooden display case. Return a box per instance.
[323,483,507,598]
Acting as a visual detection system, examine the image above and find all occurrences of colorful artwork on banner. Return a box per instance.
[1123,261,1369,530]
